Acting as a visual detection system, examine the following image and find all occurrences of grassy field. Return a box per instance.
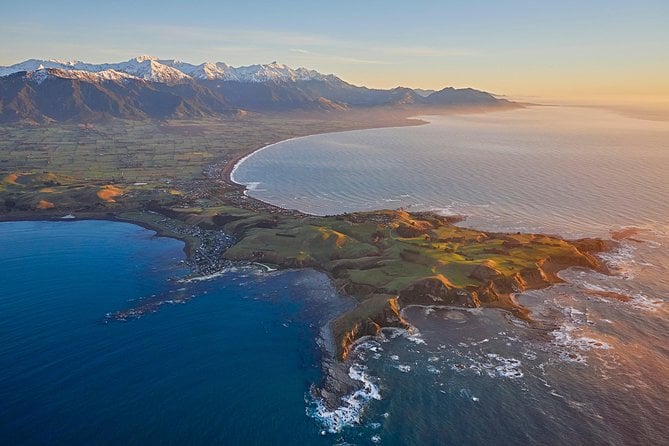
[0,111,418,182]
[222,209,599,296]
[208,208,603,358]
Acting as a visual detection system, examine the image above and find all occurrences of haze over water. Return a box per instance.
[234,106,669,444]
[233,106,668,238]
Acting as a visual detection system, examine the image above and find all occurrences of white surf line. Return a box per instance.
[229,137,303,186]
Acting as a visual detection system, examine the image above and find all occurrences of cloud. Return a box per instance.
[378,46,476,57]
[289,48,391,65]
[145,25,338,48]
[0,21,476,68]
[141,25,473,62]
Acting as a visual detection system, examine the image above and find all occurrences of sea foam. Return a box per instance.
[308,363,382,434]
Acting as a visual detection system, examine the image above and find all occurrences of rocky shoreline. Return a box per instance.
[212,159,613,411]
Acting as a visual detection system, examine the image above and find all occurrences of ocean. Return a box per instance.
[0,220,347,445]
[231,106,668,237]
[2,105,668,445]
[233,106,669,445]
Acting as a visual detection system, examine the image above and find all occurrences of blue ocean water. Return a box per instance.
[0,220,340,445]
[3,222,667,446]
[3,106,668,445]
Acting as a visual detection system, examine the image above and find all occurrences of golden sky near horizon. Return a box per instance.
[1,1,668,105]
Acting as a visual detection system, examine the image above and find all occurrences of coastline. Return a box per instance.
[216,111,429,217]
[227,117,431,187]
[2,101,667,444]
[1,104,617,417]
[222,106,525,215]
[211,110,620,414]
[0,111,426,252]
[0,211,196,259]
[228,136,302,187]
[0,111,430,283]
[0,212,365,410]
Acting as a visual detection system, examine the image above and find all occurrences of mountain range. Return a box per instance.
[0,56,513,122]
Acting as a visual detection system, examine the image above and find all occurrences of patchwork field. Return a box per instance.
[0,110,419,212]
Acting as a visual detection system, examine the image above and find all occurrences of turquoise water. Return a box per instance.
[0,220,339,445]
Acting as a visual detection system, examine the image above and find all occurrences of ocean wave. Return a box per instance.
[629,293,664,311]
[352,339,384,361]
[244,181,264,192]
[597,243,636,279]
[550,322,611,363]
[449,351,524,379]
[486,354,524,379]
[575,282,663,311]
[405,332,426,345]
[229,136,301,185]
[307,363,381,434]
[178,264,270,283]
[178,269,233,283]
[459,388,480,402]
[426,205,457,216]
[356,339,384,353]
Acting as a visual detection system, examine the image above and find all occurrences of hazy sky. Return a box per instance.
[1,0,667,100]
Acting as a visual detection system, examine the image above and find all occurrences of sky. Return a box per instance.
[1,0,668,102]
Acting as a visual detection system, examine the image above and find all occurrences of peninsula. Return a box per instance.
[0,117,609,360]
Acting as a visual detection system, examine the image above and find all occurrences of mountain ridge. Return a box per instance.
[0,56,515,123]
[0,56,340,84]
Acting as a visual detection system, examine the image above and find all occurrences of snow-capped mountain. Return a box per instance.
[0,56,337,84]
[0,55,513,123]
[0,59,71,77]
[99,56,191,84]
[27,68,137,85]
[155,60,232,80]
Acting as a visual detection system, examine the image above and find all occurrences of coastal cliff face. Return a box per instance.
[398,275,480,307]
[331,296,411,360]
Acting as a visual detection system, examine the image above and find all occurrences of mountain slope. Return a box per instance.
[0,56,338,84]
[0,70,240,122]
[0,56,515,122]
[424,87,508,106]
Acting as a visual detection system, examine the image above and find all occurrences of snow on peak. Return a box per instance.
[28,69,50,85]
[0,59,64,77]
[0,56,338,84]
[27,68,136,85]
[107,57,191,83]
[217,62,332,82]
[133,55,159,62]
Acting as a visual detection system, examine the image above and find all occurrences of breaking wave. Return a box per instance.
[307,363,381,434]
